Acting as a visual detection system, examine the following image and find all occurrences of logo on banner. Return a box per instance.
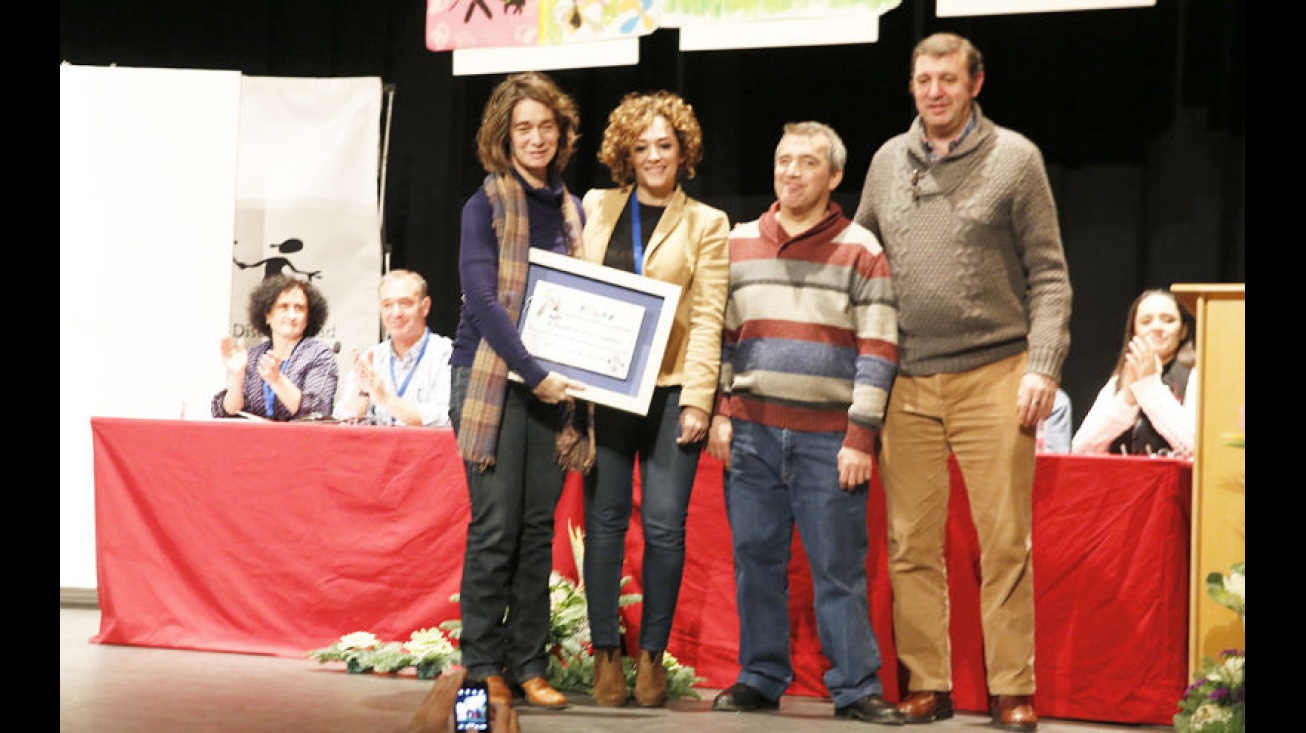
[233,237,323,282]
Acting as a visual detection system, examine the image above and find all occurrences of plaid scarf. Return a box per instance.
[457,172,594,473]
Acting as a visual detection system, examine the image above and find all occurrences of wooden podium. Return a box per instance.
[1172,283,1245,671]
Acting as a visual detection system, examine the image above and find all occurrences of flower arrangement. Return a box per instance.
[308,627,458,680]
[308,523,704,699]
[1173,649,1244,733]
[1174,557,1245,732]
[1174,408,1246,732]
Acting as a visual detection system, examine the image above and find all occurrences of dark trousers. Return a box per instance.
[450,367,566,682]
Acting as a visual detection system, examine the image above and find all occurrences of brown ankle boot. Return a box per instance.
[591,648,628,707]
[634,649,667,707]
[520,676,567,709]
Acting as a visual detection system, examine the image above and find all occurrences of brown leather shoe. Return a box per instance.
[897,690,953,723]
[482,675,513,707]
[634,649,667,707]
[991,695,1038,731]
[520,676,568,709]
[592,648,628,707]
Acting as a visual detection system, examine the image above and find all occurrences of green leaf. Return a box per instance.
[1205,562,1245,616]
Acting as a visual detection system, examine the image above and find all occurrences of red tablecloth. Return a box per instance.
[90,417,1191,724]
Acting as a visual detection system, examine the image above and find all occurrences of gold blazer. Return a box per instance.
[581,185,730,415]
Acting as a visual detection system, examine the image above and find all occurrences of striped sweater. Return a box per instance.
[715,201,899,454]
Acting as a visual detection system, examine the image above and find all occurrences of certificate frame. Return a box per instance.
[510,248,681,415]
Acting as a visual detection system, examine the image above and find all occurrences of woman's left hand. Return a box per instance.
[677,406,709,445]
[256,352,283,385]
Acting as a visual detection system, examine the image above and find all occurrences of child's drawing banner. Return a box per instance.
[427,0,658,51]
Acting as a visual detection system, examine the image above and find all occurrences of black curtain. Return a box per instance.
[60,0,1244,432]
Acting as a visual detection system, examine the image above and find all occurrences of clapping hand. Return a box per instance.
[256,351,283,384]
[1120,335,1161,406]
[351,350,380,395]
[354,350,394,405]
[1125,335,1161,380]
[220,337,248,375]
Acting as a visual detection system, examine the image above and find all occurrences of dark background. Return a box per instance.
[60,0,1244,433]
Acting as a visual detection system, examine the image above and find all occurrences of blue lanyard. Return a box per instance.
[388,329,430,399]
[262,340,300,418]
[630,191,644,275]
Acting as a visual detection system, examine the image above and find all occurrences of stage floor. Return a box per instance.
[61,606,1175,733]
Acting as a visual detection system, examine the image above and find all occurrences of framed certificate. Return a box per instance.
[510,248,681,415]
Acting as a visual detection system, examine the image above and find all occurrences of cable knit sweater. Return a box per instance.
[715,202,898,454]
[853,104,1071,381]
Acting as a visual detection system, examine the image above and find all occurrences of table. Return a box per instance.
[90,417,1192,724]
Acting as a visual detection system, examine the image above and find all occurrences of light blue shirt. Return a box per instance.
[333,329,453,427]
[1040,389,1073,453]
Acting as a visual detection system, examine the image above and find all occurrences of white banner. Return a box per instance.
[232,76,384,384]
[60,63,243,589]
[936,0,1153,16]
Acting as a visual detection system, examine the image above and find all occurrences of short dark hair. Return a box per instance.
[913,32,984,80]
[246,275,329,338]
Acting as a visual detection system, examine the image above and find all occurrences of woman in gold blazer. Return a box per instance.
[579,90,729,709]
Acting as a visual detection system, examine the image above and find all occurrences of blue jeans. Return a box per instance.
[450,366,566,683]
[725,418,886,708]
[583,386,699,651]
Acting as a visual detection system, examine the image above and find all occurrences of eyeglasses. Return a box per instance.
[911,169,923,203]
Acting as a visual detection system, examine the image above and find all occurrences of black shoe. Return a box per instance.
[836,693,906,726]
[712,683,779,712]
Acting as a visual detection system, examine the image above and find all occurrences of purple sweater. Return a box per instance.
[449,171,583,388]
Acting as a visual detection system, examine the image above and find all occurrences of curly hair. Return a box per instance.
[246,275,330,339]
[597,90,704,186]
[475,71,581,179]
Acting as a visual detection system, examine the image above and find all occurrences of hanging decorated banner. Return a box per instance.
[660,0,895,25]
[662,0,900,52]
[936,0,1153,16]
[426,0,657,51]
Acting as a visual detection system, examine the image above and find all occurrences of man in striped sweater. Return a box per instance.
[706,121,902,726]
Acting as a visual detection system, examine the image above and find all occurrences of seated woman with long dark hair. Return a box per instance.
[1071,288,1197,457]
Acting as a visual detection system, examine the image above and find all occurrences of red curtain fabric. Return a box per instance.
[90,418,1190,724]
[649,451,1191,723]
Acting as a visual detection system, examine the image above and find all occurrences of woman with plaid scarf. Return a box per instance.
[447,72,592,712]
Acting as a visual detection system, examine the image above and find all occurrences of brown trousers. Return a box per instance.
[881,352,1037,696]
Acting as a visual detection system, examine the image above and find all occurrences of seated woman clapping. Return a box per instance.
[1071,288,1196,457]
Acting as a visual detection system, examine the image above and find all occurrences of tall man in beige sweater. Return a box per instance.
[853,32,1072,732]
